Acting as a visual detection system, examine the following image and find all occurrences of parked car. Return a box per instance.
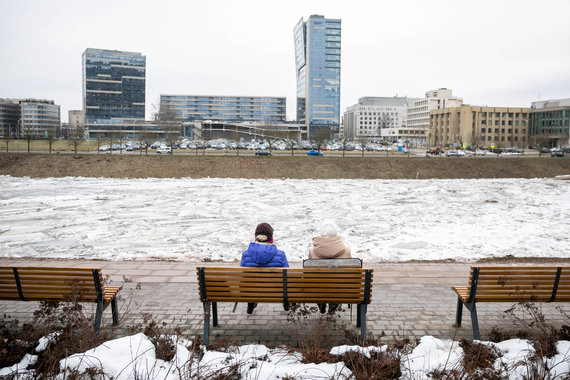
[445,150,459,157]
[307,150,324,156]
[551,149,565,157]
[156,146,172,154]
[254,150,271,156]
[428,147,443,155]
[98,145,110,152]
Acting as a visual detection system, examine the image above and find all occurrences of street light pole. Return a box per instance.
[16,118,21,152]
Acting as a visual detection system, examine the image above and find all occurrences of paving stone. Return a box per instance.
[2,259,569,346]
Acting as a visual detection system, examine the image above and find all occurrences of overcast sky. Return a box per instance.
[1,0,569,122]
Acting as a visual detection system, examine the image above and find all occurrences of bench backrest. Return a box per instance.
[466,266,570,302]
[303,258,362,268]
[197,266,373,304]
[0,266,105,302]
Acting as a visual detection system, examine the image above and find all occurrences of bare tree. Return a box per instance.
[47,134,54,154]
[357,136,368,158]
[69,124,85,154]
[312,127,330,155]
[3,124,12,152]
[267,134,280,155]
[233,126,240,156]
[341,138,349,158]
[285,129,298,157]
[20,122,35,153]
[154,103,180,155]
[138,129,155,156]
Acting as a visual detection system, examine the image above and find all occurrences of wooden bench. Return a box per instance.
[0,266,122,332]
[453,265,570,340]
[196,266,373,344]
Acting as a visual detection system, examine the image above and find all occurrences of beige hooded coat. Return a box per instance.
[309,235,351,259]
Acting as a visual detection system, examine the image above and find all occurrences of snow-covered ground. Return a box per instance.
[0,175,569,262]
[2,334,569,379]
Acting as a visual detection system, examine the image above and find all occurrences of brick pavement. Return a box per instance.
[1,258,569,347]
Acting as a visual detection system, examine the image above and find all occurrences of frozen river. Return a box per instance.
[0,176,568,262]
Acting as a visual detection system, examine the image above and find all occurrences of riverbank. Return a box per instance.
[1,153,569,179]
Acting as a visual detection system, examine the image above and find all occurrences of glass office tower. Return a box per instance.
[294,15,341,137]
[82,48,146,137]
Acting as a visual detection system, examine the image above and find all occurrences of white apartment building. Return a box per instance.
[406,88,463,146]
[343,96,420,140]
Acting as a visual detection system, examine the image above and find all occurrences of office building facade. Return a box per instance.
[430,106,530,148]
[530,98,570,148]
[407,88,463,146]
[294,15,341,137]
[0,99,21,138]
[343,97,420,141]
[0,98,60,138]
[159,95,286,123]
[20,99,60,138]
[82,48,146,138]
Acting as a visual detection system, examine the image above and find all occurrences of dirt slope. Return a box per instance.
[0,153,569,179]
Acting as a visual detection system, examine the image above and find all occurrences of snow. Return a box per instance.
[330,344,388,358]
[401,336,463,379]
[3,334,570,379]
[1,176,569,262]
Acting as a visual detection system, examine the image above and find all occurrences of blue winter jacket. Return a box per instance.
[240,242,289,268]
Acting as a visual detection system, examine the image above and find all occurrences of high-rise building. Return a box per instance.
[294,15,341,138]
[160,95,286,123]
[82,48,146,138]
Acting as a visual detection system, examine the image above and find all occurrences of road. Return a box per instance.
[3,147,548,158]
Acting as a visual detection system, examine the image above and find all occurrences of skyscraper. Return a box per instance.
[294,15,341,138]
[82,48,146,138]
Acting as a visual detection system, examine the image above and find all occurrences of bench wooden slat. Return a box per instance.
[453,265,569,340]
[197,266,373,345]
[0,266,121,332]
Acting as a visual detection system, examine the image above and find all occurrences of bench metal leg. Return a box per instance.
[356,304,362,327]
[111,298,119,325]
[212,302,218,327]
[455,297,463,326]
[358,304,367,345]
[203,302,211,345]
[94,302,104,333]
[458,300,480,340]
[466,303,480,340]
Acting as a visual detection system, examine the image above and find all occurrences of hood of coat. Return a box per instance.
[310,235,350,259]
[246,242,279,265]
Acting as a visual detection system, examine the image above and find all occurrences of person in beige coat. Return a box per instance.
[309,223,351,260]
[309,223,351,313]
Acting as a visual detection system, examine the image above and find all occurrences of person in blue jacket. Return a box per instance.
[240,222,289,314]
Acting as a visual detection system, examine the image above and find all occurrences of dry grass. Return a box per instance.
[1,153,569,179]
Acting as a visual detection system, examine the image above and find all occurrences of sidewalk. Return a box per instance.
[1,258,568,346]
